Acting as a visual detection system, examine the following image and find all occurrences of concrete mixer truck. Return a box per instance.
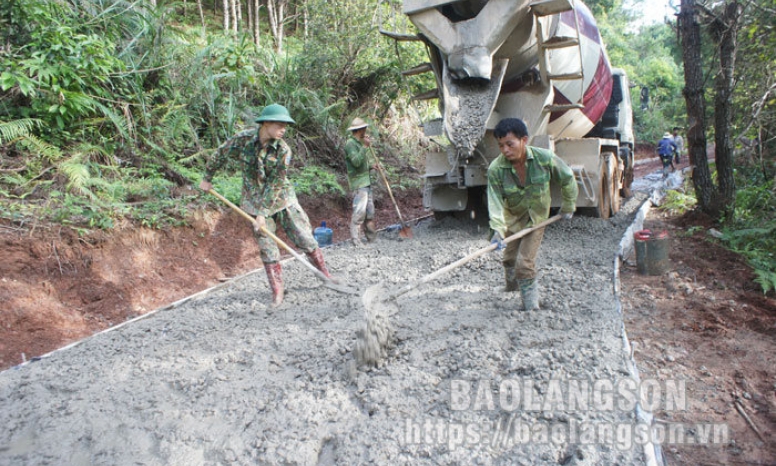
[383,0,635,218]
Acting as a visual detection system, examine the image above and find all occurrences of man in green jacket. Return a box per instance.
[199,104,336,307]
[487,118,578,311]
[344,117,377,246]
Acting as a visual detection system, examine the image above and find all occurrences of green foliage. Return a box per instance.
[720,173,776,295]
[594,5,686,144]
[0,118,41,144]
[659,188,698,215]
[754,269,776,296]
[50,192,115,229]
[291,166,345,196]
[0,0,428,232]
[209,175,243,206]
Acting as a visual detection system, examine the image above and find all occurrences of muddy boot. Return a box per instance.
[307,248,340,284]
[518,278,540,311]
[364,220,377,243]
[503,260,518,292]
[264,262,284,307]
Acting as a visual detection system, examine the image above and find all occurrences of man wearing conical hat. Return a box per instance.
[199,104,337,307]
[344,117,377,246]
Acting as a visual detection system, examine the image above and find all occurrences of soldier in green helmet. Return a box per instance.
[487,118,578,311]
[343,117,377,246]
[199,104,337,307]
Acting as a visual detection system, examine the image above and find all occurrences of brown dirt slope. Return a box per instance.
[0,189,424,369]
[624,147,776,465]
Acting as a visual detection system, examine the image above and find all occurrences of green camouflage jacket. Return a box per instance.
[344,135,373,190]
[204,129,298,217]
[487,146,578,236]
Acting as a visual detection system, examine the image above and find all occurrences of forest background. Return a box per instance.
[0,0,774,293]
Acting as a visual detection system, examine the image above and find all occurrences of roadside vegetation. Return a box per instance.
[0,0,773,292]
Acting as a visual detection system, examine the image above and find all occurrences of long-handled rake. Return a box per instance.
[354,215,563,367]
[371,149,413,239]
[207,188,359,296]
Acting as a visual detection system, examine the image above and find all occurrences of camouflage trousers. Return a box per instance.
[502,226,545,280]
[254,201,318,264]
[350,186,375,228]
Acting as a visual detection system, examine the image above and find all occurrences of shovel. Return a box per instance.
[207,188,359,296]
[370,149,413,239]
[355,214,563,367]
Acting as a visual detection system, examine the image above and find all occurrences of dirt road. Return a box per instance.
[0,195,657,465]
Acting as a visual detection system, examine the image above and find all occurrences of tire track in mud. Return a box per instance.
[0,194,654,465]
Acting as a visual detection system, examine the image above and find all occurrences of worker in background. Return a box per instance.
[672,127,684,165]
[199,104,337,307]
[657,131,678,179]
[487,118,578,311]
[344,117,377,247]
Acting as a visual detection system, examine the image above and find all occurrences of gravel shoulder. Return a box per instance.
[1,195,653,465]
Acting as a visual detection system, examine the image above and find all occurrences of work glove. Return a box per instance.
[490,231,506,250]
[562,212,574,221]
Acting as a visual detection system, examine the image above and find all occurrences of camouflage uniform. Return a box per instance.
[344,135,376,242]
[204,129,318,264]
[487,146,578,281]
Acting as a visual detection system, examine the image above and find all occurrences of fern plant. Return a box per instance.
[0,119,41,144]
[754,269,776,295]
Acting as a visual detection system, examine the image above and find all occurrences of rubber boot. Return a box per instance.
[517,278,540,311]
[264,262,284,307]
[307,248,340,284]
[503,260,518,292]
[364,220,377,243]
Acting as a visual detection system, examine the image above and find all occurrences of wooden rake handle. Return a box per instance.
[387,215,563,300]
[206,188,331,283]
[370,149,407,225]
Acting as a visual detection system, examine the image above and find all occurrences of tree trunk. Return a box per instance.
[223,0,229,32]
[267,0,286,53]
[303,4,308,39]
[679,0,715,215]
[197,0,206,32]
[230,0,238,32]
[712,1,740,215]
[254,0,261,46]
[236,0,242,32]
[247,0,254,37]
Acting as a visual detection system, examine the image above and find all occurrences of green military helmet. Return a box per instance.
[255,104,296,124]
